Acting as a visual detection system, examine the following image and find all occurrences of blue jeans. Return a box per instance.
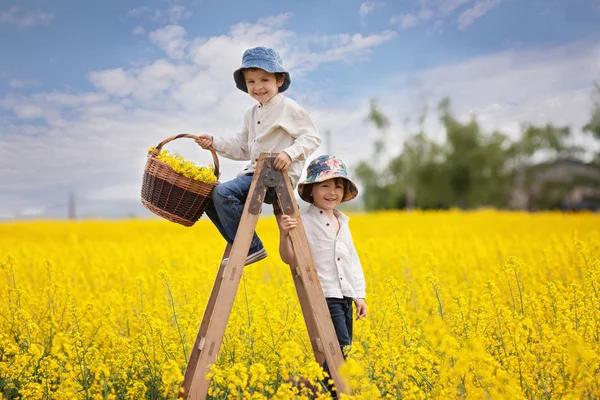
[326,297,353,349]
[322,297,353,398]
[204,174,275,254]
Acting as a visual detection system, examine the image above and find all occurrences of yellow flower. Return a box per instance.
[148,147,217,184]
[2,211,599,398]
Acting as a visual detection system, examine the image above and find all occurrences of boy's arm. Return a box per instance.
[277,215,297,265]
[349,236,367,300]
[281,108,321,162]
[211,111,251,161]
[279,231,296,265]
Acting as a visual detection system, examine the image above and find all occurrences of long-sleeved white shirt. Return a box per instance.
[301,205,366,300]
[211,94,321,187]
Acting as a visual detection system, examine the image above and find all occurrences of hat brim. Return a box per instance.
[297,175,358,203]
[233,66,291,93]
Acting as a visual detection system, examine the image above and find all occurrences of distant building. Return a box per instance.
[511,159,600,211]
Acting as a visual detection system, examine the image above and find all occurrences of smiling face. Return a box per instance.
[243,68,284,104]
[310,178,345,211]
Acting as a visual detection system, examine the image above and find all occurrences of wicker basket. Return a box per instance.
[141,134,220,227]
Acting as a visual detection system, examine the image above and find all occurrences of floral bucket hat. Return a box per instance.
[233,46,291,93]
[297,155,359,203]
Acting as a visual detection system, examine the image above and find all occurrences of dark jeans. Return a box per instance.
[204,174,275,254]
[326,297,353,348]
[322,297,353,398]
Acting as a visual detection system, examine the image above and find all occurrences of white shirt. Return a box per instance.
[211,94,321,187]
[301,205,366,300]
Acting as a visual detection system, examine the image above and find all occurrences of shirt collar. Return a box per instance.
[260,93,282,109]
[307,204,349,224]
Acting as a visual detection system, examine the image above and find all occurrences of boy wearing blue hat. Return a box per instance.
[196,47,321,266]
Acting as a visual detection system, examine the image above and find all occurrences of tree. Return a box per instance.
[355,100,400,211]
[583,83,600,140]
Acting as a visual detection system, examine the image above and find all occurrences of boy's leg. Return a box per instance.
[344,297,354,347]
[322,298,352,398]
[203,200,233,244]
[210,174,264,254]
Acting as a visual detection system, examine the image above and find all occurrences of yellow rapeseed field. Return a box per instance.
[1,211,599,399]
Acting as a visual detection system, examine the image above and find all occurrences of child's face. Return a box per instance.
[311,178,344,211]
[243,69,284,104]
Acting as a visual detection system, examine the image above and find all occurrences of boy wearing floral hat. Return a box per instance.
[277,155,367,397]
[196,46,321,265]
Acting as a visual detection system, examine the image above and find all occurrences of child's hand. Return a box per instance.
[195,134,213,149]
[274,152,292,170]
[278,215,298,234]
[355,299,367,320]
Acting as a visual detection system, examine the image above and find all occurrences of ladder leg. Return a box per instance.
[290,261,350,394]
[273,210,326,366]
[290,264,327,365]
[179,244,231,398]
[185,156,269,400]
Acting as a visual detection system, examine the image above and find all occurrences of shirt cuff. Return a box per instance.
[282,145,300,161]
[211,135,224,152]
[355,291,366,299]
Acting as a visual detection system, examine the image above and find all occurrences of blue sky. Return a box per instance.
[1,0,599,218]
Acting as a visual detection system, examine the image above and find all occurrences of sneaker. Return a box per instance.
[222,247,267,267]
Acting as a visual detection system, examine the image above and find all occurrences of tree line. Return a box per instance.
[355,83,600,211]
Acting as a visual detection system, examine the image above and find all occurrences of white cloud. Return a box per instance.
[132,25,145,35]
[0,7,54,28]
[301,31,397,68]
[165,5,192,24]
[86,183,141,201]
[89,68,135,97]
[127,5,192,24]
[436,0,472,14]
[8,79,39,88]
[148,25,188,59]
[359,1,384,24]
[429,20,444,35]
[18,206,46,217]
[390,13,419,29]
[418,9,435,20]
[257,12,293,27]
[128,7,149,17]
[391,0,505,31]
[458,0,503,30]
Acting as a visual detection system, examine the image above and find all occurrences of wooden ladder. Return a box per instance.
[179,153,351,399]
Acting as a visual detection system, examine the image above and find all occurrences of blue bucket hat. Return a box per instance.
[297,155,359,203]
[233,46,291,93]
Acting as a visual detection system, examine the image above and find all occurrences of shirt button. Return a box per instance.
[340,277,343,280]
[326,223,330,226]
[320,211,323,214]
[337,257,340,261]
[257,121,261,124]
[255,158,258,162]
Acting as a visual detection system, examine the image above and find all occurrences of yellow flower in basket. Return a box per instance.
[147,146,218,184]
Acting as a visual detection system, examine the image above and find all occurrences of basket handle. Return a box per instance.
[151,134,220,178]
